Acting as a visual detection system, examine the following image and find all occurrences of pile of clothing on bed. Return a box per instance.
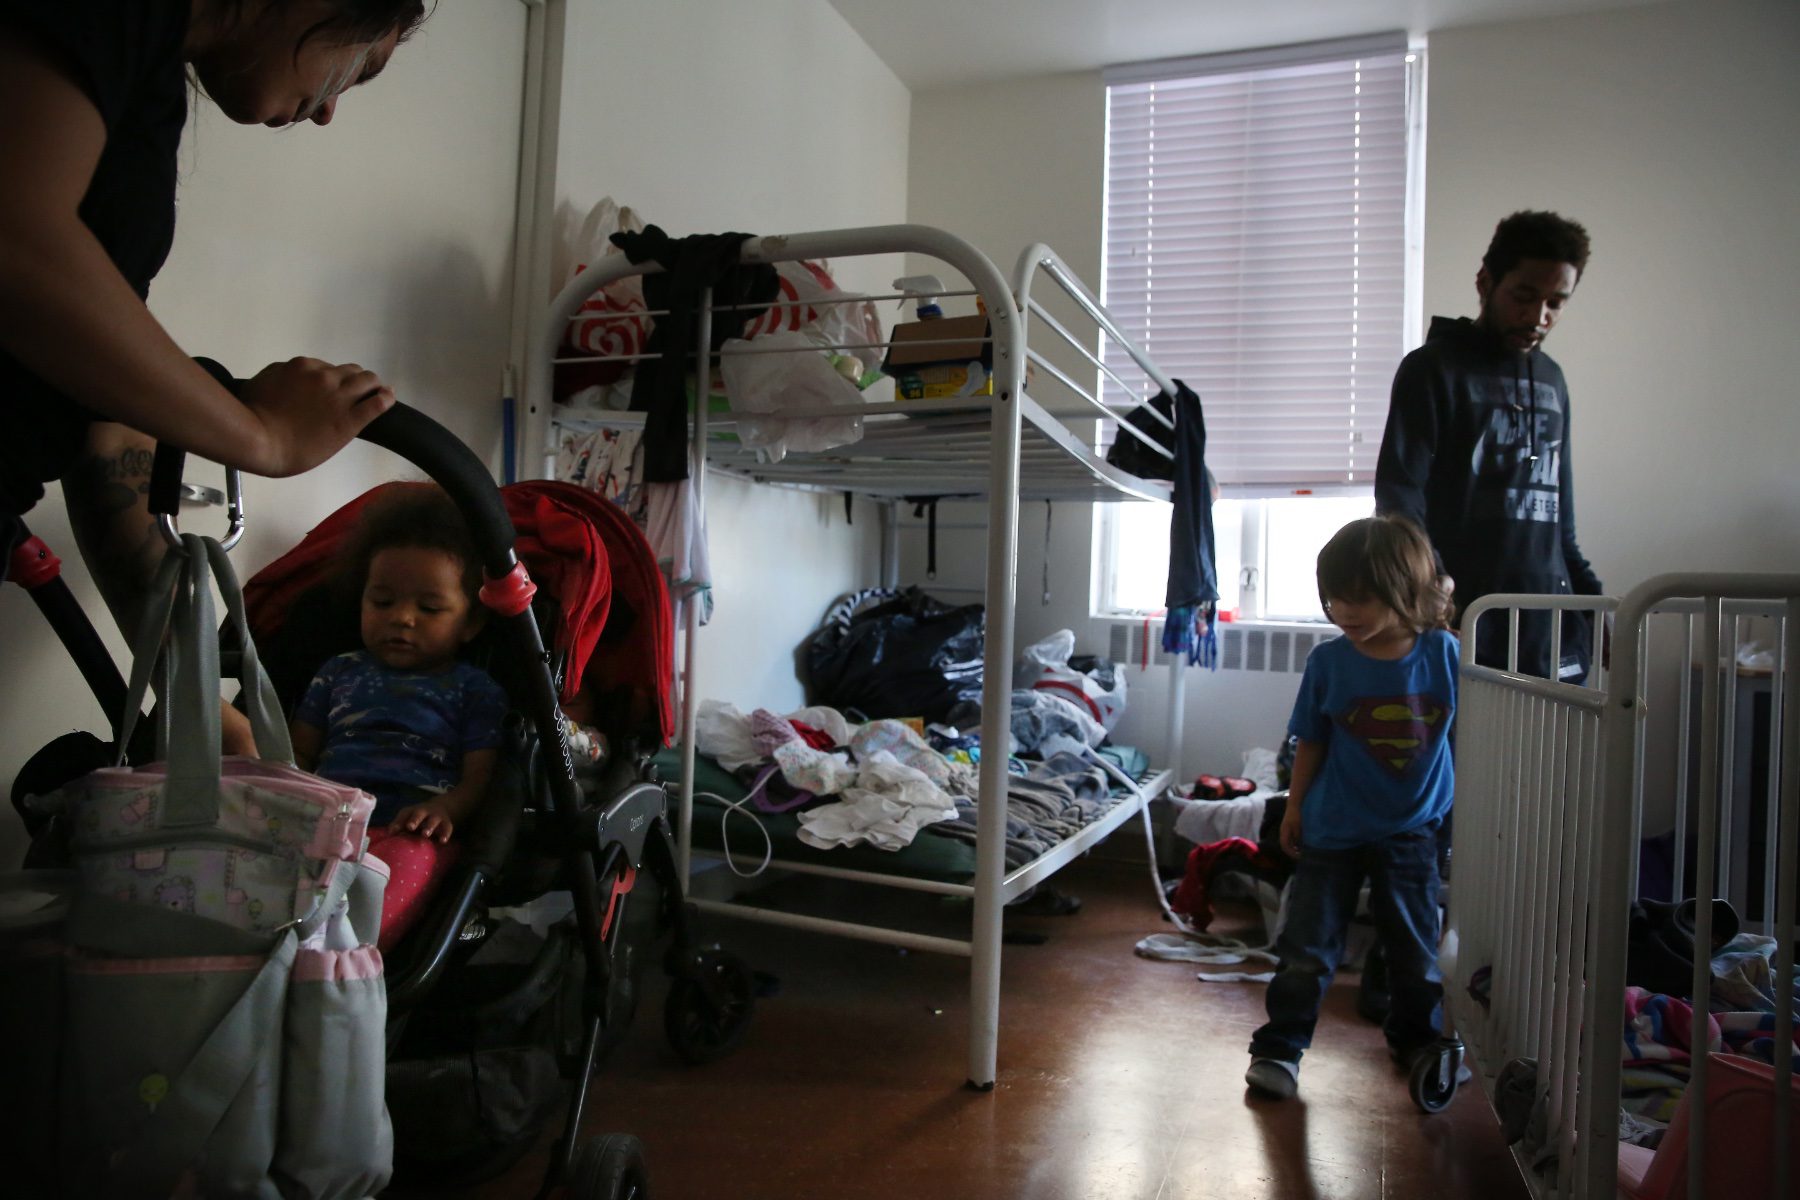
[693,700,1126,863]
[1484,895,1798,1172]
[1615,898,1797,1145]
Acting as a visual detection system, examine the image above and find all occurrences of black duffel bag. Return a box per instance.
[802,587,984,727]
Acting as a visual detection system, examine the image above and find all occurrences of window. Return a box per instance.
[1095,33,1422,623]
[1098,494,1373,622]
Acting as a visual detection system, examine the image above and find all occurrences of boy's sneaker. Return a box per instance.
[1245,1057,1299,1099]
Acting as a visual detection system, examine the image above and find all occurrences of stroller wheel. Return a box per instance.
[569,1132,649,1200]
[663,947,754,1065]
[1407,1040,1463,1114]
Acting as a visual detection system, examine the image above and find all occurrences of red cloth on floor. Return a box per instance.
[1171,836,1278,932]
[242,480,674,744]
[788,718,835,750]
[364,827,461,952]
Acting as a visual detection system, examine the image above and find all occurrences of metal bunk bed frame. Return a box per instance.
[527,225,1191,1089]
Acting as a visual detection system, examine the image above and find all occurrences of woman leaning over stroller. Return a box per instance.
[0,0,431,747]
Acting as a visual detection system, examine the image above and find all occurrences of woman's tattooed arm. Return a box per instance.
[61,422,161,637]
[62,423,260,755]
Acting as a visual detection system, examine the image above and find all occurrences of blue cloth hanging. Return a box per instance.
[1159,381,1218,669]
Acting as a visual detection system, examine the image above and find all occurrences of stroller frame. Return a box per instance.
[7,402,747,1198]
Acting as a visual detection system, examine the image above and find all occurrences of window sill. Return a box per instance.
[1094,612,1331,634]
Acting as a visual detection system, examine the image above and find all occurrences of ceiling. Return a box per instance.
[824,0,1668,90]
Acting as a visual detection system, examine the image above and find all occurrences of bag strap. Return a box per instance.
[113,545,187,768]
[105,860,360,1195]
[202,537,294,765]
[162,534,224,827]
[115,534,297,826]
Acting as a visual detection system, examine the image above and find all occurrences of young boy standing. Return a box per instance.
[1245,515,1459,1099]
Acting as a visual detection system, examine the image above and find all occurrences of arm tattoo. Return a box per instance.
[63,441,166,636]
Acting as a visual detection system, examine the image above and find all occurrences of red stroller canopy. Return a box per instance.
[243,480,674,745]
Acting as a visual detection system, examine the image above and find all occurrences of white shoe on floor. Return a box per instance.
[1245,1057,1299,1099]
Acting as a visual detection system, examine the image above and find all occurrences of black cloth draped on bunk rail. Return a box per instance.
[1106,381,1218,666]
[608,226,780,482]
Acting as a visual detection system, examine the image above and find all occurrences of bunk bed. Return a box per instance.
[525,225,1194,1088]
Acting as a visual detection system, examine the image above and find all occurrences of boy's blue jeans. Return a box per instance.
[1249,822,1444,1064]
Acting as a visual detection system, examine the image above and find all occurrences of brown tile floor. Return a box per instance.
[476,853,1528,1200]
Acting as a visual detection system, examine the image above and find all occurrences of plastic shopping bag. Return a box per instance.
[1016,629,1128,731]
[719,331,866,462]
[558,197,650,397]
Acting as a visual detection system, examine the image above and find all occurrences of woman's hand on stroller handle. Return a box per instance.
[238,357,395,477]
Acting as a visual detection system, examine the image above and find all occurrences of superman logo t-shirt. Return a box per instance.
[1286,628,1459,849]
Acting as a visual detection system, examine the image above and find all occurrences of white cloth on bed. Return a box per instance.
[795,751,957,851]
[696,700,858,772]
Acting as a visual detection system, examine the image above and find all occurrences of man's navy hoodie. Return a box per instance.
[1375,316,1602,679]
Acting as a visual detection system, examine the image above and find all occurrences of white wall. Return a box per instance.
[553,0,908,710]
[0,4,528,865]
[901,72,1110,648]
[903,0,1800,780]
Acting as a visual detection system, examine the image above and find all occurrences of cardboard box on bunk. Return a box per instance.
[881,314,994,400]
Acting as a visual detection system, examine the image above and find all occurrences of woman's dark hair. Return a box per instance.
[1481,210,1591,284]
[337,483,482,607]
[1316,514,1451,633]
[214,1,433,49]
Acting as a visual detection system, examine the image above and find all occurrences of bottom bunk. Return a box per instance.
[659,742,1170,958]
[662,741,1166,928]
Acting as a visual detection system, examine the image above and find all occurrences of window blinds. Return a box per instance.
[1103,37,1414,492]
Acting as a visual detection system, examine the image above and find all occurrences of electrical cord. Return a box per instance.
[691,788,774,878]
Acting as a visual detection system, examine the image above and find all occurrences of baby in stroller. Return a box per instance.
[8,404,752,1198]
[287,484,509,951]
[246,463,756,1192]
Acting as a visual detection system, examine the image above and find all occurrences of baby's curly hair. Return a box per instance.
[1316,514,1452,633]
[336,483,481,607]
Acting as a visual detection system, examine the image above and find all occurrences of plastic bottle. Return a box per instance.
[893,274,946,321]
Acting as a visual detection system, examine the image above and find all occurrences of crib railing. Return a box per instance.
[1450,575,1798,1200]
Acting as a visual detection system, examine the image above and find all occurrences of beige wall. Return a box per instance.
[903,0,1800,778]
[554,0,906,709]
[0,3,529,865]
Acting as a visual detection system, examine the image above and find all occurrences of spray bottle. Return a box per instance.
[893,274,946,321]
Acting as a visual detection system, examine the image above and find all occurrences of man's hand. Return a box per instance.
[238,358,395,477]
[1280,802,1303,859]
[391,799,457,844]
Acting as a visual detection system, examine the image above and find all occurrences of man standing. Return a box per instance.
[1376,211,1603,680]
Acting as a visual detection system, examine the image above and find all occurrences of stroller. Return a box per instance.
[7,400,754,1198]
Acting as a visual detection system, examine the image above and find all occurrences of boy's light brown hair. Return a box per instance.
[1315,515,1451,632]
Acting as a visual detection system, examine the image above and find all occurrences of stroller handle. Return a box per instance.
[148,393,520,577]
[357,403,520,578]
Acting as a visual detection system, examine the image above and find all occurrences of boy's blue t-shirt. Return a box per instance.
[1286,627,1459,849]
[295,650,508,824]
